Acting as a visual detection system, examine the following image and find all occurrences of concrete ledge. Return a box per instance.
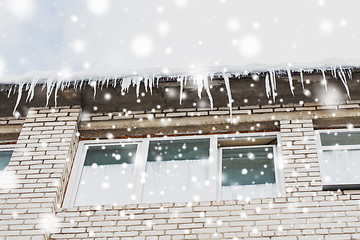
[0,124,22,142]
[78,109,360,139]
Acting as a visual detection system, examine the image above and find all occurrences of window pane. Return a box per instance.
[221,147,276,200]
[322,149,360,185]
[75,144,137,206]
[320,131,360,146]
[142,139,210,203]
[0,151,12,172]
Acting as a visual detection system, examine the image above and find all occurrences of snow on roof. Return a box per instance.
[1,59,359,116]
[1,59,359,84]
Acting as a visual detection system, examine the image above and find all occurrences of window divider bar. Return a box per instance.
[133,139,149,203]
[209,135,219,201]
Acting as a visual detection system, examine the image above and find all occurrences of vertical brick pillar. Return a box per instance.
[280,119,323,197]
[0,106,81,240]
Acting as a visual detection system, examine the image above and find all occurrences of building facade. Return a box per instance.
[1,70,360,239]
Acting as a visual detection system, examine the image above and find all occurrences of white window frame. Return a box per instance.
[0,144,15,172]
[63,132,284,208]
[316,128,360,190]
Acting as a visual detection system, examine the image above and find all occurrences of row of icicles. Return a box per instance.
[6,67,353,117]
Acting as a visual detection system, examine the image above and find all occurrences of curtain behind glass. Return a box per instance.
[221,147,276,200]
[142,139,210,203]
[323,149,360,184]
[74,145,137,206]
[75,164,134,206]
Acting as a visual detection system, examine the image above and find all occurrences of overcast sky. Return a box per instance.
[0,0,359,76]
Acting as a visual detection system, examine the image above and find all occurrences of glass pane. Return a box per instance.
[75,144,137,206]
[0,151,12,172]
[221,147,276,200]
[322,149,360,184]
[142,138,210,203]
[320,131,360,146]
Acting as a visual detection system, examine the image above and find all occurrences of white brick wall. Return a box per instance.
[52,115,360,239]
[2,104,360,239]
[82,100,360,123]
[0,106,81,240]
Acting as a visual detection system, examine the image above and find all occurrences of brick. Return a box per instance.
[253,108,274,113]
[165,112,186,117]
[209,111,229,115]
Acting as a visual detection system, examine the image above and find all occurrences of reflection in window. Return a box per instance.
[221,146,277,200]
[142,139,210,203]
[0,150,12,172]
[320,131,360,146]
[74,144,137,206]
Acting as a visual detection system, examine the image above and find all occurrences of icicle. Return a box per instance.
[195,75,203,99]
[25,82,30,91]
[92,80,96,99]
[26,79,37,102]
[61,81,66,91]
[121,77,132,93]
[209,73,214,82]
[300,70,305,91]
[330,67,336,79]
[287,69,295,96]
[223,73,233,119]
[348,69,352,79]
[337,69,351,98]
[269,71,276,101]
[74,81,79,91]
[179,77,184,105]
[203,75,214,109]
[113,78,117,88]
[7,85,13,98]
[46,79,55,106]
[100,78,104,90]
[149,76,154,95]
[321,70,328,91]
[144,77,149,92]
[79,80,84,90]
[13,83,24,115]
[265,73,271,98]
[136,77,141,98]
[339,66,347,81]
[54,81,61,107]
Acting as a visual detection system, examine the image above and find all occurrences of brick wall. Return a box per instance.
[81,100,360,122]
[1,104,360,239]
[0,106,81,240]
[52,118,360,240]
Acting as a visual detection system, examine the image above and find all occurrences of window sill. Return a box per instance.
[323,184,360,191]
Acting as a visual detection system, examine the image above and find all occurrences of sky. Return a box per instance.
[0,0,359,76]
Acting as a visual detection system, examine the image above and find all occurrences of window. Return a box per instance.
[0,146,13,173]
[317,129,360,190]
[220,146,277,200]
[64,133,284,207]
